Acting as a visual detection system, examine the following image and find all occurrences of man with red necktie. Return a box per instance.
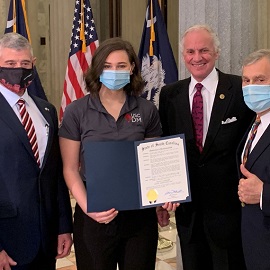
[237,49,270,270]
[0,32,73,270]
[159,24,254,270]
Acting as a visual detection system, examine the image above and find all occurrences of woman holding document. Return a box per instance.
[59,37,178,270]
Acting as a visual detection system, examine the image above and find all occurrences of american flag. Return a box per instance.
[60,0,99,120]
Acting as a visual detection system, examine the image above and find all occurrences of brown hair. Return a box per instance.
[84,37,144,96]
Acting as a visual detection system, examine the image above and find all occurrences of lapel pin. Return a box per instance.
[219,94,225,100]
[45,107,50,111]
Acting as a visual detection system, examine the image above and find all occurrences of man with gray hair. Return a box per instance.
[0,32,73,269]
[237,49,270,269]
[159,24,254,269]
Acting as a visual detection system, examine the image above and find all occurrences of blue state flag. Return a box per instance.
[5,0,47,100]
[138,0,178,108]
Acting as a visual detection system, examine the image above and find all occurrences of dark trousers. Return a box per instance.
[179,219,246,270]
[12,248,56,270]
[73,204,158,270]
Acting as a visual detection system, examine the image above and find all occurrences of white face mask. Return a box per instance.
[243,84,270,113]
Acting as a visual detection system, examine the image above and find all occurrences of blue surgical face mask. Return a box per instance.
[100,70,130,91]
[243,84,270,113]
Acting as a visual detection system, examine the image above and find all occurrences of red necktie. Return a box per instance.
[192,83,203,152]
[243,115,261,165]
[17,98,40,166]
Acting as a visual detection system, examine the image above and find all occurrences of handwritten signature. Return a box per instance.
[165,190,182,196]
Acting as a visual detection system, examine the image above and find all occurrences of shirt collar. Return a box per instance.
[0,83,30,107]
[88,93,138,114]
[189,68,218,96]
[260,110,270,131]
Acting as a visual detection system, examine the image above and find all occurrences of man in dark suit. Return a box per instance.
[0,32,73,270]
[237,49,270,270]
[159,24,254,270]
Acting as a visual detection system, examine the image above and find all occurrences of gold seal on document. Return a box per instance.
[147,189,158,203]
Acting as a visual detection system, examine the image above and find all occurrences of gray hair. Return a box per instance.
[180,24,221,54]
[242,49,270,67]
[0,32,33,57]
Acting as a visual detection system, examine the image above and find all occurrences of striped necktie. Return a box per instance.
[241,115,261,207]
[243,115,261,165]
[192,83,204,152]
[17,98,40,166]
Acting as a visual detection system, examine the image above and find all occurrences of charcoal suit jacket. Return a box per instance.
[237,117,270,269]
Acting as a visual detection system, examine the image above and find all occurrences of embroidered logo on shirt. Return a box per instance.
[125,113,142,123]
[125,113,132,122]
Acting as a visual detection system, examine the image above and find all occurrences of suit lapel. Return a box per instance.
[30,94,55,169]
[174,79,195,140]
[237,120,252,160]
[202,71,233,157]
[245,124,270,169]
[30,95,54,129]
[0,94,36,159]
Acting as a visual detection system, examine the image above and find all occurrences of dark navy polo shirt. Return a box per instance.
[59,94,162,181]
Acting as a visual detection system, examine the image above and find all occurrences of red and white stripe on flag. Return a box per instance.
[60,0,99,121]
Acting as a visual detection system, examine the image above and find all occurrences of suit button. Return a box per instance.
[198,164,204,168]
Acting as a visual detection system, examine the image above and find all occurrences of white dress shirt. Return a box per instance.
[189,68,219,145]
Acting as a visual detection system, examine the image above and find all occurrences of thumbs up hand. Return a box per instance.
[238,164,263,205]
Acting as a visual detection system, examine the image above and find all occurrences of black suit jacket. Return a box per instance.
[0,93,73,265]
[159,70,254,248]
[237,118,270,269]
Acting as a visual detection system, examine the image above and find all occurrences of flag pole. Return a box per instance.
[12,0,16,32]
[80,0,86,52]
[149,0,155,56]
[21,0,32,44]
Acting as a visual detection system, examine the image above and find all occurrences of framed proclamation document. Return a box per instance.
[84,134,191,212]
